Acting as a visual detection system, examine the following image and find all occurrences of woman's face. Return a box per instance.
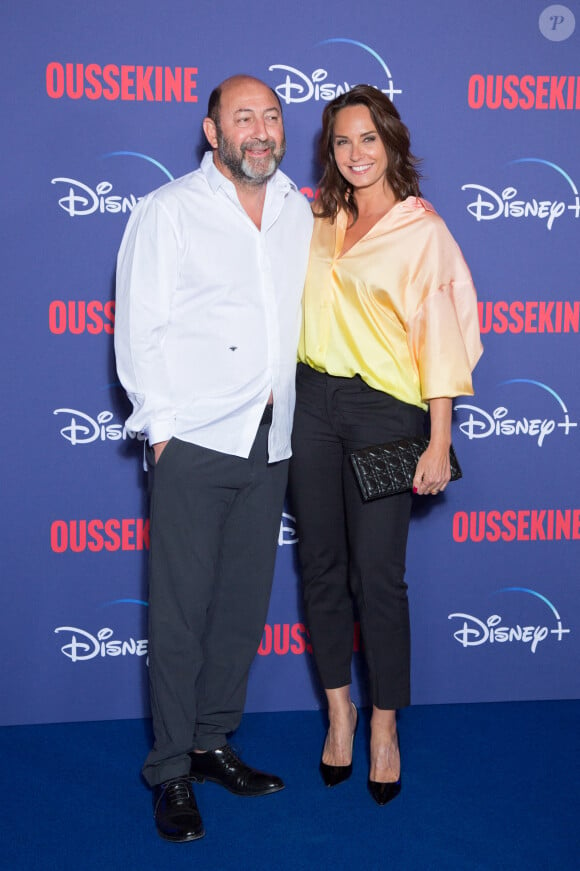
[332,104,388,193]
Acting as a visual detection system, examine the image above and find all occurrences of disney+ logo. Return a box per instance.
[449,588,570,654]
[52,152,173,217]
[454,379,577,447]
[53,408,145,445]
[462,158,580,230]
[269,38,402,105]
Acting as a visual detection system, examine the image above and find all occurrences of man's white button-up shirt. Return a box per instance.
[115,152,313,461]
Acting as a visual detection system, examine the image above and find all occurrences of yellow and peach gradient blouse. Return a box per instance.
[297,197,483,410]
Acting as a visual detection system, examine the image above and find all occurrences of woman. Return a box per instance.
[289,86,482,805]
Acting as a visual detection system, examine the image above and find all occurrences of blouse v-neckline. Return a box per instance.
[334,200,404,260]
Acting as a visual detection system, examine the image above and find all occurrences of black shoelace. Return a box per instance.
[164,779,193,806]
[219,745,247,771]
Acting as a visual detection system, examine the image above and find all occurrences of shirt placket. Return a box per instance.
[258,234,280,444]
[320,215,346,361]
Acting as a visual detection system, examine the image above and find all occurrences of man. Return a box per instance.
[114,75,313,842]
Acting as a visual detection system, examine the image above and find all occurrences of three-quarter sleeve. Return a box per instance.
[407,219,483,401]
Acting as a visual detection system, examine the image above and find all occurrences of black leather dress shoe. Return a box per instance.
[152,777,205,842]
[189,744,284,796]
[367,776,401,806]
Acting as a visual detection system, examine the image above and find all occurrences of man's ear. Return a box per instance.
[203,117,218,149]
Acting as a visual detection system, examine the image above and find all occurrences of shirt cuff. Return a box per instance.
[148,418,176,445]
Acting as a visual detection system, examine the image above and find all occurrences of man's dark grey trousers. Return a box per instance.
[142,418,287,787]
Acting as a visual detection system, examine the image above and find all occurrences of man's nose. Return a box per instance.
[252,116,268,139]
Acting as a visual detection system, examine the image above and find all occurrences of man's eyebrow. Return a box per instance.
[233,106,280,114]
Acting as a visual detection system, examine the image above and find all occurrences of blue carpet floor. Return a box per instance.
[2,700,578,870]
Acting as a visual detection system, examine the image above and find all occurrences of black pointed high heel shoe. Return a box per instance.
[319,702,357,787]
[368,729,402,805]
[367,776,401,806]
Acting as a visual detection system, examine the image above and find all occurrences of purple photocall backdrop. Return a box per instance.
[2,0,579,725]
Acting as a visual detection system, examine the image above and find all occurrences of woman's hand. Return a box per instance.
[412,397,453,496]
[412,442,451,495]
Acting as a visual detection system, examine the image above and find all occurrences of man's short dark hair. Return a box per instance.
[207,85,222,124]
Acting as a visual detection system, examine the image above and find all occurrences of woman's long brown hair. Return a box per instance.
[315,84,422,223]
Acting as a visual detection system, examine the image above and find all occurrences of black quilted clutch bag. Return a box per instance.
[349,437,462,501]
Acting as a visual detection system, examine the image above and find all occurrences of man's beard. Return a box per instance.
[216,127,286,185]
